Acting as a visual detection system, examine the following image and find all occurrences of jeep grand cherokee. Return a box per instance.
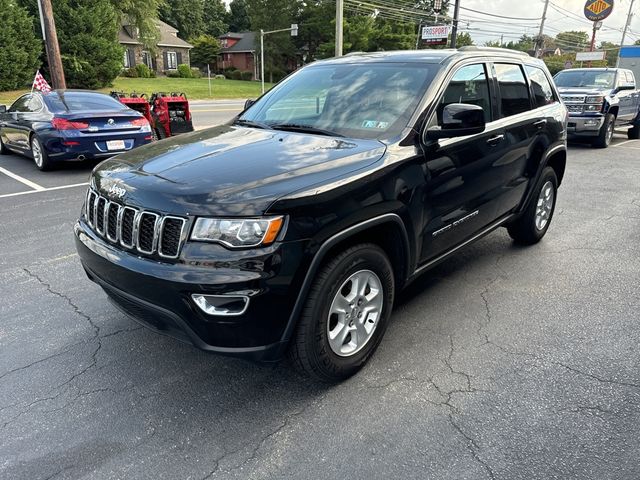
[75,47,568,382]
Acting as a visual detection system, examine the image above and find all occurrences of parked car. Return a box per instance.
[554,67,640,147]
[0,90,153,170]
[75,47,567,381]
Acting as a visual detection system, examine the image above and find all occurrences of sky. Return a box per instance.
[458,0,639,47]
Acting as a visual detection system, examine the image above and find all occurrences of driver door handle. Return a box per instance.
[534,119,547,128]
[486,134,505,146]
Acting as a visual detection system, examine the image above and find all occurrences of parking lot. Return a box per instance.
[1,119,639,479]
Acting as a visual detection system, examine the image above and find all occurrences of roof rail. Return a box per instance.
[458,46,530,57]
[344,51,366,56]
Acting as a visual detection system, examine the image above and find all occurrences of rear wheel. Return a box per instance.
[628,124,640,140]
[31,135,52,171]
[592,113,615,148]
[288,244,395,382]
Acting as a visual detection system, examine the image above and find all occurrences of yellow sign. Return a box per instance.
[586,0,611,15]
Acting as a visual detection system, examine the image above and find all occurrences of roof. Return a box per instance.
[220,32,257,53]
[314,47,537,65]
[119,19,193,49]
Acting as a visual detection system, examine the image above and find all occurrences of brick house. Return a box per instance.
[218,32,257,79]
[119,20,193,74]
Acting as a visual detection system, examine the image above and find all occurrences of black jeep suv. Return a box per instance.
[75,48,567,381]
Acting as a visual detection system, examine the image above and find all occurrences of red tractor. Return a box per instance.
[111,91,194,141]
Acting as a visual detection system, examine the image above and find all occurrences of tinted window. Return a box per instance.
[45,93,126,112]
[495,63,531,117]
[9,95,31,113]
[439,64,491,123]
[242,64,434,139]
[554,70,615,89]
[525,66,556,108]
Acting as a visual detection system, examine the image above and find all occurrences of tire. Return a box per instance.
[0,135,9,155]
[507,167,558,245]
[628,124,640,140]
[288,243,395,382]
[31,135,52,171]
[592,113,615,148]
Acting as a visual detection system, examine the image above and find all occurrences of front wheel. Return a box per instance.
[592,113,615,148]
[0,135,9,155]
[507,167,558,245]
[288,243,395,382]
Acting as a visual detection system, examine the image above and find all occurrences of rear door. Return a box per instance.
[490,62,540,217]
[616,70,637,122]
[420,62,512,262]
[3,95,31,150]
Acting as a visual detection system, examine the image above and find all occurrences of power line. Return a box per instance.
[459,6,542,21]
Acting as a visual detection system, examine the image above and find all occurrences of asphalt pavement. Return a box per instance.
[1,125,639,480]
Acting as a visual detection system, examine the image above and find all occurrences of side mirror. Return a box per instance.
[0,105,6,114]
[617,84,636,91]
[426,103,486,140]
[244,99,255,110]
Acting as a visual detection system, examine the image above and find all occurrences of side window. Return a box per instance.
[525,65,556,109]
[27,96,42,112]
[438,63,491,124]
[625,71,636,87]
[8,95,31,113]
[494,63,531,117]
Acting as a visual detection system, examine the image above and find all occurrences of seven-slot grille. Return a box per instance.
[85,188,186,258]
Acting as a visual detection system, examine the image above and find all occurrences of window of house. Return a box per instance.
[142,51,153,69]
[437,63,492,124]
[166,51,177,70]
[494,63,531,118]
[525,65,556,109]
[123,50,130,68]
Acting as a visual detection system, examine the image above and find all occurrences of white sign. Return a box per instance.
[576,51,606,61]
[422,25,451,40]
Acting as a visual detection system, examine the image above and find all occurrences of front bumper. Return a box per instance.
[74,220,308,361]
[566,115,605,136]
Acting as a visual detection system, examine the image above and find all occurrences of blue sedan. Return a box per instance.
[0,90,153,171]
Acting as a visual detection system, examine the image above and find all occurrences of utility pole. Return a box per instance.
[616,0,636,67]
[450,0,461,49]
[335,0,344,56]
[535,0,550,58]
[37,0,66,89]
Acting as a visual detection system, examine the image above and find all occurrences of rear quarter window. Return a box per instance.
[525,65,557,109]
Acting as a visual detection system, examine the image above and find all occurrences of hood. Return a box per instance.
[93,125,386,216]
[557,86,612,96]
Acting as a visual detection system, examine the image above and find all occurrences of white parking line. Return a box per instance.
[0,182,88,199]
[0,167,45,191]
[613,139,640,148]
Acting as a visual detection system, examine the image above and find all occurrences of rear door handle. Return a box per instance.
[534,119,547,128]
[486,134,505,146]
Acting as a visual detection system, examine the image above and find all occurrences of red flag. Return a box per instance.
[32,70,52,94]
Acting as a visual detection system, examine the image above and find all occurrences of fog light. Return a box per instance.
[584,119,598,126]
[192,294,249,316]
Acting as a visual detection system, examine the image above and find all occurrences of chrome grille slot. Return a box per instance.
[83,188,187,259]
[136,212,159,254]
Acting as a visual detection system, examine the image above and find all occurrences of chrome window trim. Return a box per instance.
[158,216,186,259]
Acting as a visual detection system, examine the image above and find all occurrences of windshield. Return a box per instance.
[45,92,127,112]
[240,63,434,139]
[554,70,615,89]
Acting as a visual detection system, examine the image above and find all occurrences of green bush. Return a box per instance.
[230,70,243,80]
[135,63,152,78]
[177,64,192,78]
[190,67,203,78]
[166,70,181,78]
[240,71,253,81]
[223,66,237,75]
[0,0,41,91]
[214,74,226,80]
[123,67,139,78]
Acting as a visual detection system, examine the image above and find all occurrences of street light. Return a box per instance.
[260,24,298,94]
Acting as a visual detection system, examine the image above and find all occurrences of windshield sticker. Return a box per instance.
[362,120,389,129]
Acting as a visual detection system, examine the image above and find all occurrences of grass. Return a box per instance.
[0,77,273,105]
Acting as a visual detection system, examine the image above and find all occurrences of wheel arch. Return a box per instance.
[545,148,566,186]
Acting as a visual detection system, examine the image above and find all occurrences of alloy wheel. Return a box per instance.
[535,180,555,231]
[31,138,43,168]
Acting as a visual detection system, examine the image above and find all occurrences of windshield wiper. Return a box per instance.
[269,123,344,137]
[232,118,271,130]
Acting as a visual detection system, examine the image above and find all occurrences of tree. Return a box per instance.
[54,0,123,89]
[599,41,619,66]
[115,0,163,49]
[0,0,42,91]
[227,0,251,32]
[555,31,589,52]
[203,0,228,37]
[635,39,640,46]
[455,32,474,47]
[190,34,221,68]
[484,40,502,47]
[160,0,206,40]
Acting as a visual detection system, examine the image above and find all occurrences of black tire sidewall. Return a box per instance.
[595,114,615,147]
[301,245,395,380]
[527,167,558,240]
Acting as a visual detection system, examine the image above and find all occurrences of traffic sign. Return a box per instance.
[583,0,614,22]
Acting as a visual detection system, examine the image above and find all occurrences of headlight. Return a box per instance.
[191,216,285,248]
[584,104,602,112]
[585,96,604,104]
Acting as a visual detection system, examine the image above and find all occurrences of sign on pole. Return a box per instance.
[421,25,450,45]
[576,50,606,61]
[583,0,614,21]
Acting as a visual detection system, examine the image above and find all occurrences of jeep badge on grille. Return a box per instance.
[108,184,126,199]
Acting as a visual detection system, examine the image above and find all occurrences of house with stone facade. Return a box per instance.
[119,20,193,74]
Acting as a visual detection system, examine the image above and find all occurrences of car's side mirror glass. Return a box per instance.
[11,112,18,121]
[426,103,486,140]
[244,99,255,110]
[0,105,6,114]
